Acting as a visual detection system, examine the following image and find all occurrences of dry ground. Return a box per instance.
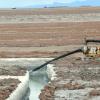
[0,22,99,57]
[0,7,99,58]
[1,7,100,15]
[0,79,20,100]
[0,7,100,100]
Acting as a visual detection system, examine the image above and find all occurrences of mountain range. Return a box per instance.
[27,0,100,8]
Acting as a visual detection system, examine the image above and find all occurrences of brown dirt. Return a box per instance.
[0,66,26,76]
[0,22,99,46]
[0,22,99,57]
[89,89,100,96]
[0,79,20,100]
[39,57,100,100]
[1,7,100,15]
[0,7,99,57]
[39,84,56,100]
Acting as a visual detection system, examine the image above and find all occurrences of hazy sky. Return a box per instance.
[0,0,99,8]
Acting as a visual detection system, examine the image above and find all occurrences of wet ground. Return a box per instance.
[39,57,100,100]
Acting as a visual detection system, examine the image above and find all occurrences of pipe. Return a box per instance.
[31,48,82,72]
[86,39,100,44]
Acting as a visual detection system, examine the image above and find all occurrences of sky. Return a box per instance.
[0,0,99,8]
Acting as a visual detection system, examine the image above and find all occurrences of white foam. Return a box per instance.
[47,64,57,81]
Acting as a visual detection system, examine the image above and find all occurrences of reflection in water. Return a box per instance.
[29,68,49,100]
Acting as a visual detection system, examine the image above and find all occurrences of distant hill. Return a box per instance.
[50,1,100,7]
[26,0,100,8]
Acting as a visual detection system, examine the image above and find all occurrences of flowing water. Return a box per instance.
[29,67,49,100]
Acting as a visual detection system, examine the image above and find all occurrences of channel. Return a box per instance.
[0,58,55,100]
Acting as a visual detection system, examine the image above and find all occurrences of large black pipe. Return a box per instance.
[32,48,82,72]
[86,39,100,44]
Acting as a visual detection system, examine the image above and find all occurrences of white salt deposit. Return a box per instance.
[6,71,29,100]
